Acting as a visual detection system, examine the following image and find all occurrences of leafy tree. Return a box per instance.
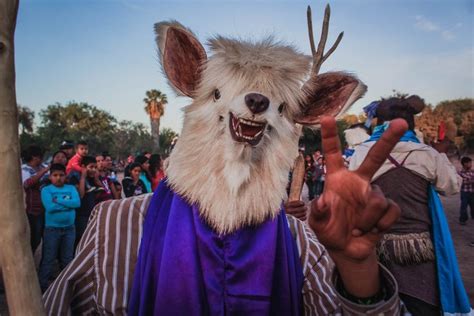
[144,89,168,151]
[37,102,117,154]
[159,127,179,155]
[112,120,154,159]
[18,105,35,134]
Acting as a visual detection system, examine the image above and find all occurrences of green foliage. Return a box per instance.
[159,127,179,155]
[18,105,35,134]
[112,120,154,158]
[299,127,321,154]
[18,102,178,159]
[37,102,117,154]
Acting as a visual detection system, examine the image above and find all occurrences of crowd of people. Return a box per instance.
[15,96,474,314]
[20,140,166,291]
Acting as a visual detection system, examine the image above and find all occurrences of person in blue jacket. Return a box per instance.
[39,163,80,292]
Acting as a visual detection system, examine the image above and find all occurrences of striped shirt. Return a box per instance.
[44,194,404,315]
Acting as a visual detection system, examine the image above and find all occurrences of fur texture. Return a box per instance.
[156,22,364,234]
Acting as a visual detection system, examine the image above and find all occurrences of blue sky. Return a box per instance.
[15,0,473,133]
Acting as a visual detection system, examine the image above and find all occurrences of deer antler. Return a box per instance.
[307,4,344,76]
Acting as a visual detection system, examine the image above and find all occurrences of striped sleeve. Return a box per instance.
[287,215,406,316]
[43,194,153,315]
[287,215,339,315]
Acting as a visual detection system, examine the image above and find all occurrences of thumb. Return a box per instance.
[309,196,329,226]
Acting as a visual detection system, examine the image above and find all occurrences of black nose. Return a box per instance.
[245,93,270,114]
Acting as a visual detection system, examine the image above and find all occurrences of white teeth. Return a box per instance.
[254,130,263,137]
[238,117,265,126]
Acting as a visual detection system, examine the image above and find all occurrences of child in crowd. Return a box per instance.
[459,156,474,225]
[96,153,120,201]
[122,163,148,197]
[67,156,102,247]
[66,141,88,174]
[39,164,80,292]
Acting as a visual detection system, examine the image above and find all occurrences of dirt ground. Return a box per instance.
[1,180,473,313]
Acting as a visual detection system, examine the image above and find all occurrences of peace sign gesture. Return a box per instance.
[309,116,407,297]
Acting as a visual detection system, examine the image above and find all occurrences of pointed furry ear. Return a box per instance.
[155,21,207,98]
[295,72,367,125]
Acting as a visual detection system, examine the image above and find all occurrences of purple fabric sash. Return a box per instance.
[128,180,303,315]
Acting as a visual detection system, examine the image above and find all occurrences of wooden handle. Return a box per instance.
[289,154,305,202]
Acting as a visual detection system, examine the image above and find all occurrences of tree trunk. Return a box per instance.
[150,117,160,151]
[0,0,45,314]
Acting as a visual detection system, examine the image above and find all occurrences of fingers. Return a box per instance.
[309,196,329,225]
[356,119,408,180]
[285,200,308,221]
[355,185,388,233]
[320,116,344,174]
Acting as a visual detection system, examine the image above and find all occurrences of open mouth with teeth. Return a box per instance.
[229,112,267,146]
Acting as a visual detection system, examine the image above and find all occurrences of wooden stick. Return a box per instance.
[288,154,306,202]
[0,0,45,314]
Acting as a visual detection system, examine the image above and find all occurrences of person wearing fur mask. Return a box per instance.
[350,96,470,315]
[44,6,420,315]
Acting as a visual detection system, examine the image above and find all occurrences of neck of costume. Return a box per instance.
[128,181,303,315]
[368,123,471,316]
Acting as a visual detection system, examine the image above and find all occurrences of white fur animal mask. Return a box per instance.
[156,5,367,234]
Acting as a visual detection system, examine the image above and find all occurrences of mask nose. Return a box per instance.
[245,93,270,114]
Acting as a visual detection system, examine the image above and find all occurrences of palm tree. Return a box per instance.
[18,105,35,134]
[143,89,167,150]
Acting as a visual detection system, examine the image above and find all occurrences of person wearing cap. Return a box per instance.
[350,96,469,315]
[59,140,75,160]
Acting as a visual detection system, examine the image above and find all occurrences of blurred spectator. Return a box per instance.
[21,145,49,253]
[122,163,148,197]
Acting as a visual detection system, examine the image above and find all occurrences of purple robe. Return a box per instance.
[128,180,303,315]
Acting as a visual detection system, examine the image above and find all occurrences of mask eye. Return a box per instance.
[278,102,286,115]
[213,89,221,101]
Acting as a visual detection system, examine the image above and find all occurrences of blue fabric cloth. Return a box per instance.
[363,101,380,128]
[367,122,420,143]
[41,184,80,227]
[128,180,304,315]
[139,172,152,193]
[369,124,471,315]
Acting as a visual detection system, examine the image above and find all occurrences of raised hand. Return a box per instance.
[309,116,407,297]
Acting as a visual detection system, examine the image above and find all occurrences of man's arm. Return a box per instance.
[23,166,49,189]
[54,186,81,209]
[434,152,460,195]
[310,117,406,299]
[288,215,405,315]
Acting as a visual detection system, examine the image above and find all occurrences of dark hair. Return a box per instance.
[76,141,88,148]
[80,156,96,166]
[50,163,66,173]
[52,150,67,162]
[376,95,425,130]
[134,155,149,165]
[134,155,151,182]
[22,145,44,162]
[102,151,112,159]
[149,154,162,177]
[461,157,472,165]
[128,162,142,172]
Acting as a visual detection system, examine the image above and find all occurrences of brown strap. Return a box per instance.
[387,151,414,168]
[400,151,414,166]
